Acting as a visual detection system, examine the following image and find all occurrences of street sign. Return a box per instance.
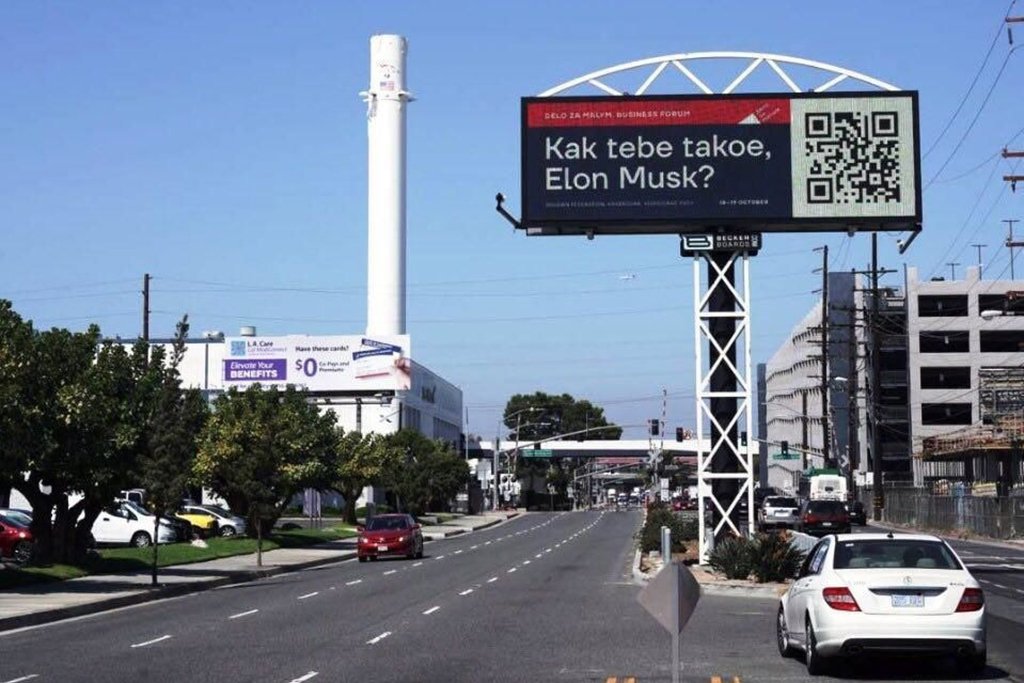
[680,232,762,256]
[522,448,554,458]
[772,452,800,460]
[637,562,701,635]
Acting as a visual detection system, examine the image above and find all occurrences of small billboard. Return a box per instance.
[520,92,920,235]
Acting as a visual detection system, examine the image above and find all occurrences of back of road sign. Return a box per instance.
[637,562,701,634]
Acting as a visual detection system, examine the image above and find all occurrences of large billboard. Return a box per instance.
[521,92,921,234]
[222,335,411,392]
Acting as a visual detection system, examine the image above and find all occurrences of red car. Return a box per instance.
[0,513,34,565]
[357,514,424,562]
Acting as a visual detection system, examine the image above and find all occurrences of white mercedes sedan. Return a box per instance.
[777,532,986,676]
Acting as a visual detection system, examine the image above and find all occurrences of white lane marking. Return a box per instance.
[535,553,543,558]
[367,631,392,645]
[346,579,363,586]
[228,609,259,620]
[3,676,39,683]
[383,569,397,576]
[435,555,445,560]
[979,579,992,584]
[471,545,479,549]
[545,548,552,553]
[298,591,319,600]
[522,560,531,565]
[508,567,517,573]
[413,561,423,567]
[485,541,492,545]
[1015,588,1024,594]
[131,635,172,648]
[487,577,498,583]
[423,606,441,615]
[991,583,1007,589]
[287,673,319,683]
[459,588,474,596]
[454,549,463,554]
[330,586,336,590]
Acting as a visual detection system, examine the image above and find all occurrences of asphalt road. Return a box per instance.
[1,512,1021,683]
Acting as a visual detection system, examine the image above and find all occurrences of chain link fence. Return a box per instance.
[859,486,1024,540]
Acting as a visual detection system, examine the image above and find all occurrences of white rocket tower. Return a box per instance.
[364,34,411,336]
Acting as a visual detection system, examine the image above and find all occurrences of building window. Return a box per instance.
[979,294,1024,315]
[920,366,971,390]
[919,330,969,353]
[979,330,1024,353]
[921,403,972,426]
[918,295,969,317]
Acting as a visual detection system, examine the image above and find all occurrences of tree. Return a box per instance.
[330,430,401,524]
[194,386,335,565]
[384,429,468,516]
[502,392,621,441]
[139,317,209,585]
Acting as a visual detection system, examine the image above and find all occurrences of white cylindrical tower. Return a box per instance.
[365,34,410,336]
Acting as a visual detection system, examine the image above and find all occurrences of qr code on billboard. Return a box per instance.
[803,111,901,205]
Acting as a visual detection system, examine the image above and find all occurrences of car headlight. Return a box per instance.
[397,536,407,543]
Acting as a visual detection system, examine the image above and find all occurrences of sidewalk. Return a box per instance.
[0,511,519,632]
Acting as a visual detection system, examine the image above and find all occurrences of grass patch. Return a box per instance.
[0,526,357,591]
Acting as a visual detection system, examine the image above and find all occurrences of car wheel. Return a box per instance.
[358,556,368,563]
[12,540,33,566]
[220,525,236,537]
[776,606,795,658]
[805,619,827,676]
[131,531,152,548]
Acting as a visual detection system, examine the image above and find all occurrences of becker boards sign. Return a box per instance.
[521,92,921,234]
[222,335,411,392]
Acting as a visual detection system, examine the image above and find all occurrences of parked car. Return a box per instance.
[91,502,178,547]
[175,508,219,538]
[0,508,33,528]
[846,500,867,526]
[181,504,246,537]
[672,498,684,512]
[357,514,424,561]
[777,533,986,675]
[798,500,851,536]
[0,512,34,565]
[760,496,801,531]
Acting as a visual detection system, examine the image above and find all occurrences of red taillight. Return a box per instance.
[822,587,861,611]
[803,515,818,524]
[956,587,984,612]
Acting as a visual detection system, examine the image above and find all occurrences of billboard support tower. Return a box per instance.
[693,248,754,561]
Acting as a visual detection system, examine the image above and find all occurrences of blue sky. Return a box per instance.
[2,1,1022,439]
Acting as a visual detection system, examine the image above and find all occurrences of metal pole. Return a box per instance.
[661,525,670,563]
[142,273,151,343]
[493,431,499,512]
[820,246,830,467]
[971,244,987,278]
[871,233,885,520]
[1003,219,1020,280]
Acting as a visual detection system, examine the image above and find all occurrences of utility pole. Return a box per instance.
[946,262,960,280]
[970,244,987,278]
[1005,148,1024,191]
[1004,219,1022,279]
[870,234,884,521]
[814,245,831,467]
[847,298,859,497]
[142,273,151,343]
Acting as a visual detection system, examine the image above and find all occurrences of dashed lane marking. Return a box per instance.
[523,560,531,565]
[367,631,391,645]
[487,577,498,583]
[454,549,463,554]
[383,570,397,576]
[508,567,518,573]
[459,589,474,596]
[423,606,441,615]
[412,562,423,567]
[298,591,319,600]
[131,635,172,648]
[435,555,445,560]
[287,673,319,683]
[471,545,479,549]
[3,676,40,683]
[228,609,259,619]
[536,553,543,558]
[346,579,363,586]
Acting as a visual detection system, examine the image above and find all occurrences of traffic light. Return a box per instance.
[675,427,684,442]
[781,440,790,455]
[649,419,659,436]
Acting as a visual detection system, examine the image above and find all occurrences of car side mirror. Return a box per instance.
[413,523,422,530]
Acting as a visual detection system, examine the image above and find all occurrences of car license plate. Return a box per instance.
[891,594,924,608]
[377,544,388,552]
[822,522,833,526]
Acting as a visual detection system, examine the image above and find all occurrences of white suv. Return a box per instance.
[759,496,800,531]
[91,502,177,547]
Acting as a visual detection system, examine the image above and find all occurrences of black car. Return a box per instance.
[798,499,851,536]
[846,500,867,526]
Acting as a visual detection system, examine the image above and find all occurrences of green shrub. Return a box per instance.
[636,503,698,554]
[750,532,805,583]
[708,535,753,579]
[355,504,392,518]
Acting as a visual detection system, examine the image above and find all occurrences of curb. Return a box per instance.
[696,581,783,599]
[0,548,357,633]
[631,548,651,583]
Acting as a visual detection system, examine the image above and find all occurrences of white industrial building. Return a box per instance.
[907,265,1024,484]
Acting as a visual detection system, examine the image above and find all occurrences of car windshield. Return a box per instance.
[364,517,409,531]
[199,506,232,518]
[806,501,846,514]
[766,497,798,508]
[834,539,962,570]
[0,512,29,528]
[122,501,154,517]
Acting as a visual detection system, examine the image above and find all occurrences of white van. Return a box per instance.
[808,474,847,502]
[91,501,177,547]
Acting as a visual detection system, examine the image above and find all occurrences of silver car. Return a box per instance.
[759,495,800,530]
[182,504,247,537]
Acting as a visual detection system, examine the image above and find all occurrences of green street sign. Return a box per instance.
[522,449,554,458]
[772,452,800,460]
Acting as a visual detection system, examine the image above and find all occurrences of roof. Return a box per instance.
[830,532,942,542]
